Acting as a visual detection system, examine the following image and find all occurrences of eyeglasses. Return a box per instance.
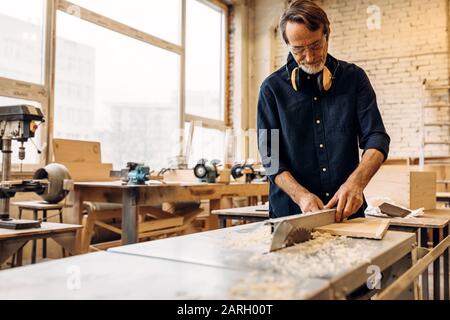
[289,36,326,56]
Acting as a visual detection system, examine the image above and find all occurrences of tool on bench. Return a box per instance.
[0,105,73,230]
[231,161,266,183]
[193,158,221,183]
[266,209,336,252]
[110,162,150,185]
[266,208,391,252]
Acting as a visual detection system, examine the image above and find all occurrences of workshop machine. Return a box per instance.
[193,158,221,183]
[110,162,150,185]
[231,161,267,183]
[0,105,73,230]
[267,209,336,252]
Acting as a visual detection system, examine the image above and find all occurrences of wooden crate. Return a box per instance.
[364,165,436,210]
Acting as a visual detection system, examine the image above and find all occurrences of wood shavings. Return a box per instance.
[223,224,272,249]
[222,223,384,298]
[229,272,310,299]
[249,231,376,279]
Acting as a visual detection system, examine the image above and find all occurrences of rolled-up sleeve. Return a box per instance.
[355,67,391,161]
[257,84,288,183]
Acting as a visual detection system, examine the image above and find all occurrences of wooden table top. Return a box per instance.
[0,222,82,240]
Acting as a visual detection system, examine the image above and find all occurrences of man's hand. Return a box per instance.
[294,192,325,213]
[324,180,364,222]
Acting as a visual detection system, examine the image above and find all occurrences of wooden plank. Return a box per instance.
[53,139,102,163]
[162,169,197,182]
[57,0,182,55]
[314,218,390,240]
[138,216,184,233]
[62,162,114,181]
[0,77,47,102]
[44,0,57,166]
[410,171,436,210]
[388,216,448,229]
[184,113,226,130]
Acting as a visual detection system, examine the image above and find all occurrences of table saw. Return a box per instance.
[0,219,416,299]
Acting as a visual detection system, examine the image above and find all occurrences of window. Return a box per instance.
[54,12,180,170]
[185,122,225,167]
[0,0,46,84]
[69,0,181,45]
[185,0,226,121]
[0,0,229,170]
[0,96,43,165]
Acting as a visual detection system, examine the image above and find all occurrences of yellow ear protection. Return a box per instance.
[290,62,336,93]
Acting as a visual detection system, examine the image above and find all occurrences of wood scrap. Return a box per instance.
[314,218,390,240]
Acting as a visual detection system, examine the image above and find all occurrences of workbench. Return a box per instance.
[0,221,415,299]
[110,222,416,299]
[70,181,269,245]
[201,204,450,299]
[211,204,269,227]
[0,222,82,267]
[381,209,450,300]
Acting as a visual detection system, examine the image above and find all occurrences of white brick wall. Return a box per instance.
[249,0,450,158]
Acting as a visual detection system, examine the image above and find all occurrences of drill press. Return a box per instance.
[0,105,48,229]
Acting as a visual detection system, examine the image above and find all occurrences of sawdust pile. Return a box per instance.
[223,224,272,249]
[225,224,379,299]
[229,272,310,299]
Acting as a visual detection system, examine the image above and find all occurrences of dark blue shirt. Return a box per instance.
[257,53,390,218]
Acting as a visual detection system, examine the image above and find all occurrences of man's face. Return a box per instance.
[285,21,328,75]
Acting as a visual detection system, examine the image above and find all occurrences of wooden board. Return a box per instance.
[162,169,197,182]
[388,216,448,229]
[62,162,114,182]
[410,171,436,210]
[364,165,436,210]
[314,218,390,240]
[53,139,102,163]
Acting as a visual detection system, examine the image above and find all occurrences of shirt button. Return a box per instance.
[316,119,321,124]
[322,167,327,172]
[314,97,318,101]
[325,193,330,197]
[307,76,310,79]
[319,144,324,148]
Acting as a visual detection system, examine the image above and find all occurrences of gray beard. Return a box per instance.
[299,61,325,75]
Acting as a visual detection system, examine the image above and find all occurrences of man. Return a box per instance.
[257,0,390,222]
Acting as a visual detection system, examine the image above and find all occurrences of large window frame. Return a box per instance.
[0,0,229,172]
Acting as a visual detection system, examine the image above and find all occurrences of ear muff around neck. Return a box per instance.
[316,65,332,92]
[290,67,299,91]
[290,65,333,93]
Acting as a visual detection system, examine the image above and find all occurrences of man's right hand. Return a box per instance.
[294,192,325,213]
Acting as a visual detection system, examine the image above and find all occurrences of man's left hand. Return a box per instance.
[324,180,364,222]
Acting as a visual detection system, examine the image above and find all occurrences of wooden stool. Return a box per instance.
[11,201,65,264]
